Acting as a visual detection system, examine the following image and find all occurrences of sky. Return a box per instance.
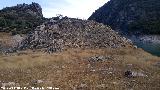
[0,0,109,19]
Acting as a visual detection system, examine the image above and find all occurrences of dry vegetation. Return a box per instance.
[0,33,12,47]
[0,47,160,90]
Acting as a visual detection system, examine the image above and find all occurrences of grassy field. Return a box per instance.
[0,47,160,90]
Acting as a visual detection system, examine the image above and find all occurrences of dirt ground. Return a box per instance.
[0,47,159,90]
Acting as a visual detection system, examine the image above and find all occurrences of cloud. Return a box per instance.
[0,0,109,19]
[42,0,109,19]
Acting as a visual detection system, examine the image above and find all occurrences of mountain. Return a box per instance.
[89,0,160,35]
[0,2,44,35]
[0,3,160,90]
[0,17,160,90]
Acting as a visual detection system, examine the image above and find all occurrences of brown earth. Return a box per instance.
[0,46,160,90]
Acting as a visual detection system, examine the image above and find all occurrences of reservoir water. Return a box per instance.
[130,37,160,57]
[134,40,160,57]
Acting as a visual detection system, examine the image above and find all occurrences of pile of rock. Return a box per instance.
[9,17,133,53]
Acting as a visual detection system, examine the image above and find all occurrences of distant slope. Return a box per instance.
[89,0,160,35]
[0,2,45,35]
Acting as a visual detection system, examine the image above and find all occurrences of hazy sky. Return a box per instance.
[0,0,109,19]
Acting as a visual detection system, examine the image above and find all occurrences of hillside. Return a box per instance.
[0,17,133,54]
[89,0,160,35]
[0,2,44,35]
[0,2,160,90]
[0,46,160,89]
[0,16,160,90]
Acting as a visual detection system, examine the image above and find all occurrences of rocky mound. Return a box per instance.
[15,17,133,53]
[89,0,160,35]
[0,2,44,35]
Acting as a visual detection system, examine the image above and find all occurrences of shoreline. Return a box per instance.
[127,34,160,56]
[128,35,160,44]
[139,35,160,44]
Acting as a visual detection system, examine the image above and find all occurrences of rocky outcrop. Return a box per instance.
[0,2,44,34]
[16,17,133,53]
[0,2,43,17]
[89,0,160,35]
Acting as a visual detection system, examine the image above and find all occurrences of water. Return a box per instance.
[134,40,160,57]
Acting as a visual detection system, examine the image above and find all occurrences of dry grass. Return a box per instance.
[0,33,12,46]
[0,48,160,90]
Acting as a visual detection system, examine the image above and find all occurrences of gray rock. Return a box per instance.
[88,56,113,62]
[2,82,16,87]
[125,70,147,78]
[4,18,134,53]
